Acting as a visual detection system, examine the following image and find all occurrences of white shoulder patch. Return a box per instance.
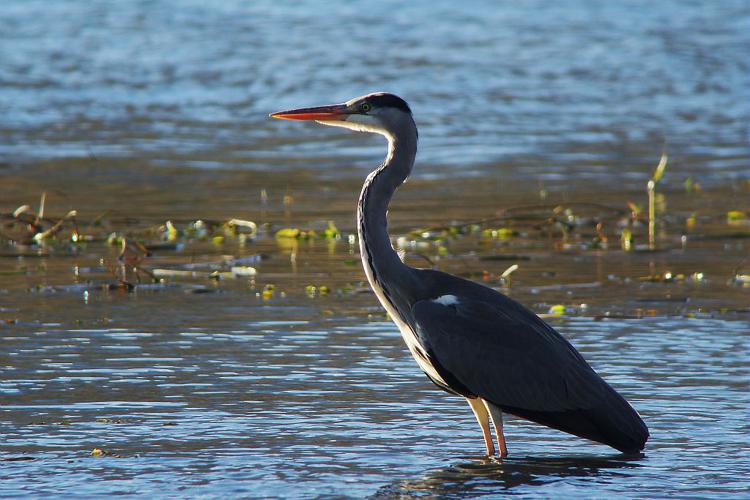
[433,294,459,306]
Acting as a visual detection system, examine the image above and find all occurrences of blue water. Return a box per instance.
[1,296,748,497]
[1,0,748,186]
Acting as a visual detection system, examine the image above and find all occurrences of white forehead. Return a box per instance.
[345,95,365,106]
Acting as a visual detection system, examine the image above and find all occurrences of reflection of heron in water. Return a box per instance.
[371,455,643,497]
[271,92,648,457]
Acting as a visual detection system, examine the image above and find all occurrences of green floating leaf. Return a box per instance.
[727,210,747,223]
[482,228,516,239]
[275,228,318,240]
[261,284,275,300]
[305,284,331,298]
[548,304,566,316]
[324,221,340,240]
[275,228,301,239]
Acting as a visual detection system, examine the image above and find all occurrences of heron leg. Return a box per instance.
[483,399,508,458]
[466,397,495,456]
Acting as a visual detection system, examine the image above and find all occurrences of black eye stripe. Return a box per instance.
[365,93,411,113]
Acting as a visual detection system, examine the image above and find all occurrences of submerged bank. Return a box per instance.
[2,162,748,325]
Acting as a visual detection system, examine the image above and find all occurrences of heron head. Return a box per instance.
[270,92,413,139]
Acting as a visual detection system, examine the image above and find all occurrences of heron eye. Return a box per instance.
[360,102,371,113]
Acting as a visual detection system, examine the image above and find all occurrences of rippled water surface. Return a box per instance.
[1,0,749,498]
[2,0,749,185]
[2,303,749,497]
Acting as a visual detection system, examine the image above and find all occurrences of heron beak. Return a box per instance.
[270,103,350,122]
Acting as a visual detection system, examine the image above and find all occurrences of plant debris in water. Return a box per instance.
[1,177,747,319]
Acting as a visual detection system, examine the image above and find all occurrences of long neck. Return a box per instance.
[357,125,417,290]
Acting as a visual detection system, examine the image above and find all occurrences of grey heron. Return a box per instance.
[270,92,648,457]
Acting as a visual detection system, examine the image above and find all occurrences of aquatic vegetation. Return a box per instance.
[726,211,747,225]
[0,181,746,319]
[275,222,341,241]
[225,218,258,237]
[684,177,701,193]
[275,228,303,239]
[620,227,633,251]
[90,448,123,458]
[730,274,750,287]
[305,284,331,298]
[647,152,668,249]
[639,271,707,283]
[324,221,341,240]
[548,304,567,316]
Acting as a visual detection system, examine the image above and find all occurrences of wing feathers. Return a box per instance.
[410,292,648,452]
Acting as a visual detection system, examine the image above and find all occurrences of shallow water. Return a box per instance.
[1,299,749,497]
[2,0,750,498]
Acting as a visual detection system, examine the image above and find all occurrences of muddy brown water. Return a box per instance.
[2,0,750,497]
